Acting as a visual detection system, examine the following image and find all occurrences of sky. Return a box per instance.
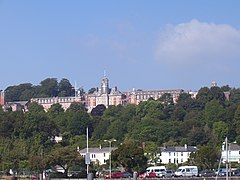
[0,0,240,92]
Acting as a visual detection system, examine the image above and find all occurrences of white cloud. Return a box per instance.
[155,19,240,68]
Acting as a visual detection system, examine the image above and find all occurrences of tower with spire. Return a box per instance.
[86,72,123,112]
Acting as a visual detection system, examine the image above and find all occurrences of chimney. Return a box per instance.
[99,144,102,149]
[184,144,187,150]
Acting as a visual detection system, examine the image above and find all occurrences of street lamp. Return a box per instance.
[104,139,117,179]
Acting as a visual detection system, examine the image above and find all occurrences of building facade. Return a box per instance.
[31,96,83,111]
[86,75,124,112]
[221,143,240,163]
[123,89,184,105]
[2,76,186,112]
[158,144,197,164]
[0,90,5,106]
[79,146,117,165]
[4,101,30,112]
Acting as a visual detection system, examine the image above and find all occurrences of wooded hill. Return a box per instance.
[1,78,240,175]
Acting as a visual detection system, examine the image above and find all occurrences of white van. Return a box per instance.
[146,166,167,177]
[174,166,198,177]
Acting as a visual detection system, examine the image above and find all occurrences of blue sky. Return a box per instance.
[0,0,240,92]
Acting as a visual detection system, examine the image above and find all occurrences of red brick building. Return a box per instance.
[0,90,5,106]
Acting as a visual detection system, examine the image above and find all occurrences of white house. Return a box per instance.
[79,146,117,165]
[221,143,240,163]
[158,144,197,164]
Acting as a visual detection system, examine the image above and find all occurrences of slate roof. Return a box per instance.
[79,147,118,154]
[224,143,240,151]
[162,145,197,153]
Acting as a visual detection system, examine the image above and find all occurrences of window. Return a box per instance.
[169,159,171,163]
[181,152,183,156]
[169,152,171,156]
[104,153,106,157]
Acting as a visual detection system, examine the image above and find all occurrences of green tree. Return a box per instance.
[66,110,92,137]
[90,104,106,117]
[28,102,45,113]
[212,121,228,145]
[103,119,127,141]
[210,86,226,104]
[5,84,32,102]
[46,146,84,177]
[48,103,64,116]
[204,100,225,128]
[230,88,240,104]
[111,142,147,173]
[91,118,110,140]
[58,78,74,97]
[23,108,59,147]
[67,102,86,112]
[158,93,173,105]
[40,78,59,97]
[233,105,240,144]
[196,87,213,105]
[188,145,220,170]
[221,85,231,92]
[171,106,186,121]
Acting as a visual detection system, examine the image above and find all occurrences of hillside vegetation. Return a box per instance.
[1,78,240,174]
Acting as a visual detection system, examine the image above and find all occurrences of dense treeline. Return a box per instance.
[2,79,240,175]
[4,78,83,102]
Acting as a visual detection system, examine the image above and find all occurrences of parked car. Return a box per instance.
[104,172,124,179]
[139,172,156,178]
[199,169,216,177]
[139,173,146,178]
[31,175,38,179]
[146,166,166,178]
[164,170,175,178]
[122,171,133,178]
[174,166,198,177]
[233,168,240,176]
[215,168,227,176]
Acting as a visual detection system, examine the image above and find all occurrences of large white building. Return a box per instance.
[79,146,117,165]
[158,144,197,164]
[221,143,240,163]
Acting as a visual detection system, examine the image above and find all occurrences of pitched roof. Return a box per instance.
[162,145,197,153]
[224,143,240,151]
[79,147,118,154]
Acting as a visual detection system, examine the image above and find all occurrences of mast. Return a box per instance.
[226,137,228,180]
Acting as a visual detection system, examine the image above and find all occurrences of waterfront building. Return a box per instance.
[221,142,240,163]
[79,146,118,165]
[158,144,197,164]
